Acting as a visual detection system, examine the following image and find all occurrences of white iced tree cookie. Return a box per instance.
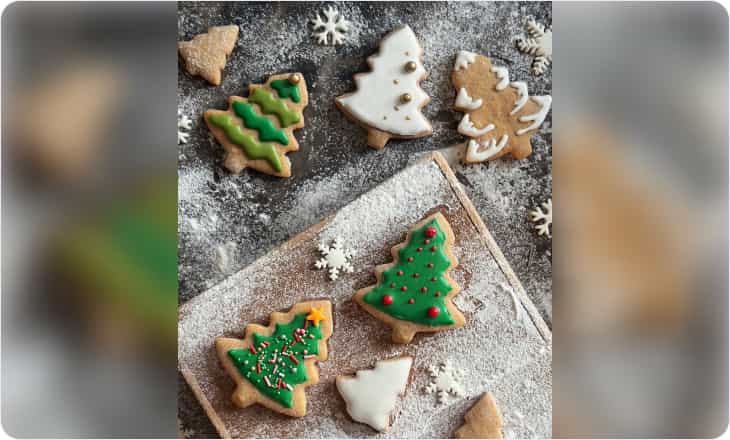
[336,25,432,149]
[452,51,551,163]
[336,356,413,432]
[311,6,349,45]
[516,19,552,76]
[315,237,354,280]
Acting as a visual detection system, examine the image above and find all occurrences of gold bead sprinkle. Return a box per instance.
[405,61,417,72]
[400,93,412,103]
[393,79,400,84]
[288,73,301,84]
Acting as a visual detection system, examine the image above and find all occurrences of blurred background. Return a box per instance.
[1,1,728,439]
[2,2,177,437]
[554,2,728,437]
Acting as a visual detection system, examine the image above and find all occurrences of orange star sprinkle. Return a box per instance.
[306,307,326,327]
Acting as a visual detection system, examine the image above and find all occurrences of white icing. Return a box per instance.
[509,81,529,115]
[458,114,494,137]
[315,237,354,280]
[516,95,552,135]
[465,135,509,162]
[454,88,483,111]
[337,357,413,431]
[311,7,349,45]
[453,50,477,71]
[491,66,509,91]
[336,26,430,136]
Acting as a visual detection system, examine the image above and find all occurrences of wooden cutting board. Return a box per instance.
[178,152,551,438]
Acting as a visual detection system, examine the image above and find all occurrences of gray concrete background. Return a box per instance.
[177,2,551,435]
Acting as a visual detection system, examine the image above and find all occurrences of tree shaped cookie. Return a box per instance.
[353,213,465,343]
[336,25,432,149]
[215,300,333,417]
[455,392,504,439]
[204,73,308,177]
[452,51,552,163]
[178,25,238,86]
[336,356,413,432]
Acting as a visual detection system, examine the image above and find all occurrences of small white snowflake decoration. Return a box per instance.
[516,19,552,76]
[311,6,349,45]
[425,360,466,405]
[178,110,193,144]
[530,199,552,238]
[315,237,354,280]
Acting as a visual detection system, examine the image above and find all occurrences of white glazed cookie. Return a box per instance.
[336,356,413,432]
[336,25,432,149]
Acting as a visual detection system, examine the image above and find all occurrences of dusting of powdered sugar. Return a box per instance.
[178,158,551,438]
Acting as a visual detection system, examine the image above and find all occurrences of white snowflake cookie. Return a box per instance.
[311,6,349,45]
[530,198,552,238]
[178,110,193,144]
[315,237,354,280]
[425,360,466,405]
[516,19,552,76]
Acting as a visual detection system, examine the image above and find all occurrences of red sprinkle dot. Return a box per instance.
[408,298,415,304]
[431,277,437,282]
[401,286,408,292]
[431,246,437,252]
[424,239,430,245]
[390,283,396,288]
[421,287,428,293]
[416,247,423,252]
[382,295,393,305]
[435,291,442,297]
[397,271,403,276]
[413,273,419,278]
[425,227,437,238]
[427,263,434,268]
[427,306,440,318]
[407,257,414,262]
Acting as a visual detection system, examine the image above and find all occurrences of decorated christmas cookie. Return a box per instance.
[178,25,238,86]
[335,25,432,150]
[454,392,504,439]
[353,212,465,343]
[336,356,413,432]
[452,51,551,163]
[215,300,333,417]
[204,73,308,177]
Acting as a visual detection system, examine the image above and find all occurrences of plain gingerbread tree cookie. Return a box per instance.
[455,392,504,439]
[178,25,238,86]
[336,25,432,149]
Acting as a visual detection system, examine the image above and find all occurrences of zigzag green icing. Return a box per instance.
[270,79,301,103]
[232,101,289,145]
[208,113,283,172]
[249,88,300,127]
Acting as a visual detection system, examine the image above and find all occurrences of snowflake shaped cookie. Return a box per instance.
[516,19,552,76]
[178,110,193,144]
[315,237,354,280]
[530,199,552,238]
[425,360,466,405]
[311,6,349,45]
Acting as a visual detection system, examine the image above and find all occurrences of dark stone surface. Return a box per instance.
[178,2,550,435]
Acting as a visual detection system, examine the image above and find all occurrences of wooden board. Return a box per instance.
[178,152,551,438]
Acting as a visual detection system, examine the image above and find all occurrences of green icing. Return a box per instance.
[208,113,283,172]
[249,88,300,127]
[270,79,301,103]
[227,314,323,408]
[363,220,456,326]
[232,101,289,146]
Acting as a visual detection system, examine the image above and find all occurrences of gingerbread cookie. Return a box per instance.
[204,73,308,177]
[336,356,413,432]
[353,212,465,343]
[454,392,503,439]
[215,300,333,417]
[452,51,551,163]
[178,25,238,86]
[336,25,432,149]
